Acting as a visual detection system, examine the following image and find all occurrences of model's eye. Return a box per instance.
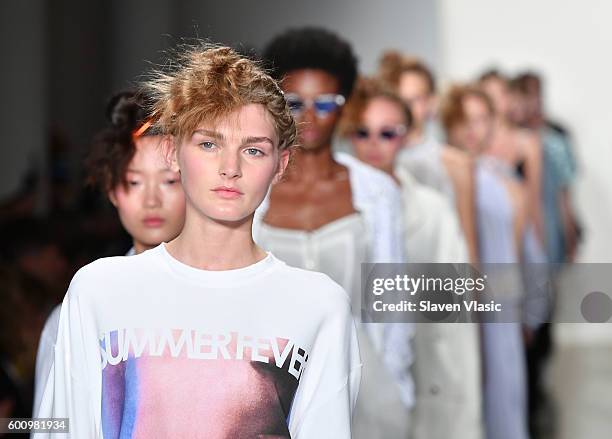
[199,141,216,150]
[245,147,264,156]
[128,180,141,187]
[165,178,179,185]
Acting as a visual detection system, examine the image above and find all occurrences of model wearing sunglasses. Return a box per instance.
[345,78,481,439]
[353,125,407,142]
[260,28,411,439]
[284,92,346,118]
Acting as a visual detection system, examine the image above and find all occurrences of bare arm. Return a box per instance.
[443,148,479,265]
[517,130,545,247]
[504,177,528,260]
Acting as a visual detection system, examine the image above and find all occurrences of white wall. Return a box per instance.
[438,0,612,261]
[179,0,439,74]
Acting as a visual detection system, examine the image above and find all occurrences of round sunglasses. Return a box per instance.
[353,125,407,142]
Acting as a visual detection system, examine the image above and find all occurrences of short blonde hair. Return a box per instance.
[143,44,297,150]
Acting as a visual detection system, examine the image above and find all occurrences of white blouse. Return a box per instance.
[397,135,456,202]
[253,152,414,414]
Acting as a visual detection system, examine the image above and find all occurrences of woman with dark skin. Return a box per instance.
[260,28,411,439]
[263,68,356,230]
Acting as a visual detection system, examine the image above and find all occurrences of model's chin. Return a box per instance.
[136,227,178,247]
[298,138,327,151]
[206,207,254,226]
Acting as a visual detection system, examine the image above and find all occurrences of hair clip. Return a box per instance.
[132,119,153,139]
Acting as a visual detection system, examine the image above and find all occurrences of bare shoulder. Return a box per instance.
[514,128,541,157]
[442,145,471,165]
[441,145,474,186]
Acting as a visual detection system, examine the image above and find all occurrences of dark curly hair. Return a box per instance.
[85,91,155,192]
[263,27,358,98]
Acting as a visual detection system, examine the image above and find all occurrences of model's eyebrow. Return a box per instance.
[193,129,225,140]
[126,168,176,174]
[243,136,274,146]
[193,130,274,146]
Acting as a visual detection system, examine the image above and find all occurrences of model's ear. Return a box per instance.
[162,135,180,173]
[108,189,118,207]
[272,149,291,184]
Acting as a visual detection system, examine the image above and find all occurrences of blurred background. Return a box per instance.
[2,0,611,258]
[0,0,610,437]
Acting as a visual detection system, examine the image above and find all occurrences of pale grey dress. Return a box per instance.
[476,157,529,439]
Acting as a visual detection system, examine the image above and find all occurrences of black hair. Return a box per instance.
[263,27,358,98]
[86,90,155,192]
[510,71,542,94]
[104,91,149,133]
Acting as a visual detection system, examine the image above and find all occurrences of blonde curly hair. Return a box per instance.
[143,44,297,151]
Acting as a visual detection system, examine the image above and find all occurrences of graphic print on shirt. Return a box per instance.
[100,328,309,439]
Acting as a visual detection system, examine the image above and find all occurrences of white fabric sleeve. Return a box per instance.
[33,269,102,438]
[32,305,61,416]
[288,283,362,438]
[371,181,415,407]
[435,200,470,264]
[371,181,405,264]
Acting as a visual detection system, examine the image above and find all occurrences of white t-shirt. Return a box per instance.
[34,243,361,438]
[32,248,136,414]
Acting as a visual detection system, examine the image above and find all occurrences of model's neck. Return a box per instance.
[526,115,544,130]
[132,241,153,255]
[165,209,264,270]
[407,125,426,147]
[389,170,401,186]
[285,145,338,182]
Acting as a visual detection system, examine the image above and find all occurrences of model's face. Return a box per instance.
[397,71,433,130]
[281,69,342,151]
[172,104,289,224]
[449,95,494,155]
[110,135,186,251]
[351,97,407,174]
[508,90,528,126]
[525,84,543,124]
[481,77,509,119]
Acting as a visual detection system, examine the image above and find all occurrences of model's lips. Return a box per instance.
[143,216,165,227]
[300,128,320,142]
[364,153,384,164]
[211,186,243,200]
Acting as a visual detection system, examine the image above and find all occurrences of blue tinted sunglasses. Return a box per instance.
[284,93,346,118]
